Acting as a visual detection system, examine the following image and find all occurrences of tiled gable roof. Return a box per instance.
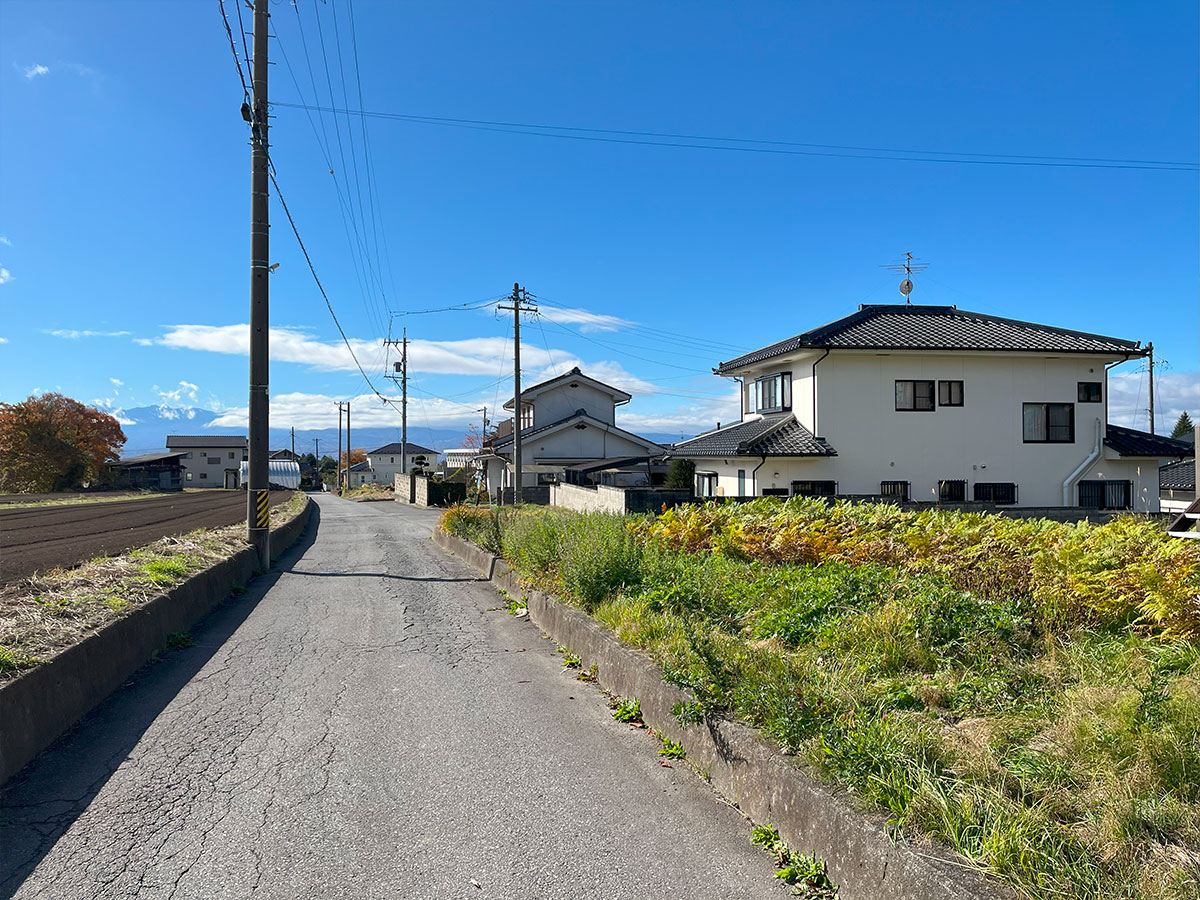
[502,366,632,410]
[491,409,663,453]
[165,434,247,449]
[1104,424,1192,458]
[717,305,1143,373]
[1160,458,1195,492]
[368,442,436,455]
[671,414,836,458]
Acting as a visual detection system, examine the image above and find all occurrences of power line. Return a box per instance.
[217,0,250,103]
[272,101,1199,172]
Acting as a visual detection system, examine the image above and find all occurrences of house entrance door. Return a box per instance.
[224,469,239,489]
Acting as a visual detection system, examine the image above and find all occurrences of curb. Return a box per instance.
[433,527,1010,900]
[0,496,314,785]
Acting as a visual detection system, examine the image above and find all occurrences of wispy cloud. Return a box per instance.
[46,329,131,339]
[0,268,11,285]
[110,377,124,388]
[537,306,632,333]
[22,64,49,80]
[1109,371,1199,433]
[209,391,481,431]
[0,236,11,246]
[143,323,568,376]
[0,337,8,344]
[154,381,200,405]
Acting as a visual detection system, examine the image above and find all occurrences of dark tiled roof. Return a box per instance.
[503,366,632,409]
[671,415,836,458]
[347,461,371,472]
[112,451,187,467]
[717,305,1143,373]
[491,409,663,452]
[1104,424,1192,458]
[165,434,247,448]
[368,442,435,455]
[1161,459,1195,492]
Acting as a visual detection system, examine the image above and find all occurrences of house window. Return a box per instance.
[737,470,746,496]
[880,480,910,501]
[209,456,222,464]
[186,472,193,481]
[938,380,964,407]
[519,404,534,430]
[1023,403,1075,443]
[200,472,207,479]
[749,372,792,414]
[1078,480,1132,510]
[229,451,236,459]
[895,380,935,411]
[1077,382,1102,403]
[938,480,967,502]
[696,473,717,497]
[791,480,837,497]
[391,457,395,464]
[974,482,1018,505]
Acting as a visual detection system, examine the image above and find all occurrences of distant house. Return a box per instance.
[364,442,437,485]
[443,448,477,473]
[107,451,186,491]
[482,367,665,497]
[670,304,1188,512]
[165,435,248,489]
[1161,458,1196,514]
[346,460,373,488]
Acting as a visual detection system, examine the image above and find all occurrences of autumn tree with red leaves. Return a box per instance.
[339,448,367,470]
[0,393,127,492]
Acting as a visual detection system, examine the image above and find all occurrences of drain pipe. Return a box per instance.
[750,453,768,497]
[1063,418,1102,506]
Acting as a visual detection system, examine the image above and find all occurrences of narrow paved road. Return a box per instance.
[2,496,784,899]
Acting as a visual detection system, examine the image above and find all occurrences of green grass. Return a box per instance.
[439,500,1200,900]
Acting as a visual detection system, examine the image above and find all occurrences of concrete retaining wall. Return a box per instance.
[432,527,1010,900]
[550,482,693,514]
[0,497,314,785]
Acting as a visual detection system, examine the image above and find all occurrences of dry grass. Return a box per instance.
[342,483,394,501]
[0,491,308,682]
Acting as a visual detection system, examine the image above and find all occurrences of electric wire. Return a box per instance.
[218,0,250,103]
[272,101,1199,172]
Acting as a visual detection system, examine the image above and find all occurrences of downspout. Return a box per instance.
[810,349,831,435]
[1063,417,1102,506]
[750,453,768,497]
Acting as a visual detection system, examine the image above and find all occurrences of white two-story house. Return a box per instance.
[482,367,666,494]
[165,434,248,489]
[671,304,1189,512]
[364,442,437,485]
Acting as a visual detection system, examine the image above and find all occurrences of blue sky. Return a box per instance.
[1,0,1196,444]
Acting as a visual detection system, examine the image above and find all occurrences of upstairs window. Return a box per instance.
[938,380,964,407]
[1023,403,1075,443]
[895,380,935,411]
[748,372,792,414]
[1077,382,1102,403]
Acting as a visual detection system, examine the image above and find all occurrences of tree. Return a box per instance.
[463,422,482,450]
[339,448,367,469]
[663,458,696,491]
[1171,411,1194,440]
[0,393,126,493]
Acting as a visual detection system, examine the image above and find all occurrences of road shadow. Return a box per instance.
[0,505,322,897]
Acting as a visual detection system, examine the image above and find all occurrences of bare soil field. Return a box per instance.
[0,491,295,585]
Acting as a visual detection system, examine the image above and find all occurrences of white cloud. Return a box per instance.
[109,377,124,392]
[0,237,10,246]
[154,381,200,404]
[46,329,131,339]
[144,323,567,376]
[0,337,7,344]
[210,390,482,432]
[23,64,49,79]
[525,358,660,397]
[537,306,632,333]
[91,397,137,426]
[619,389,742,437]
[0,268,11,285]
[1109,371,1199,432]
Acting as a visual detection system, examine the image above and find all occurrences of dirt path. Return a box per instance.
[0,492,295,585]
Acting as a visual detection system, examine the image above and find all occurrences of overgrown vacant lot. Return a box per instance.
[441,500,1200,900]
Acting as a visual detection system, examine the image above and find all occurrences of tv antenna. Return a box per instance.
[881,252,928,303]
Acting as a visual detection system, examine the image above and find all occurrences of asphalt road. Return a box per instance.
[0,491,295,585]
[1,495,786,899]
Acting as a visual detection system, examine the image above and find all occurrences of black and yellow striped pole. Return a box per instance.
[246,0,270,569]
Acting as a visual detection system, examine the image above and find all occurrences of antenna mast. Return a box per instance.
[882,252,929,304]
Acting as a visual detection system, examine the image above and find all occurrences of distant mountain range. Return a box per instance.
[117,406,693,459]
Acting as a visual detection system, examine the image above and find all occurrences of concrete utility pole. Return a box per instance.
[246,0,271,568]
[337,402,344,491]
[383,327,409,473]
[1147,342,1156,434]
[498,284,537,504]
[346,401,351,488]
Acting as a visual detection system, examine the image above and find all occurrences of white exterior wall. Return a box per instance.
[810,350,1117,506]
[366,451,433,485]
[175,445,246,488]
[527,382,618,427]
[525,422,653,462]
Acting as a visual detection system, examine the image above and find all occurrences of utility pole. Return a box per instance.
[290,426,295,458]
[498,284,537,504]
[346,401,351,488]
[246,0,271,567]
[337,402,343,491]
[313,437,319,461]
[384,327,409,473]
[1147,342,1156,434]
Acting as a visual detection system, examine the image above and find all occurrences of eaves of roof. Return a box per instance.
[670,414,836,458]
[491,409,664,453]
[1105,424,1192,458]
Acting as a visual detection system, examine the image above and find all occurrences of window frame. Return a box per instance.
[938,380,964,407]
[1078,480,1132,510]
[973,482,1018,505]
[880,480,910,501]
[749,372,792,414]
[938,479,967,502]
[791,480,837,498]
[1077,382,1102,403]
[1022,402,1075,443]
[895,380,935,411]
